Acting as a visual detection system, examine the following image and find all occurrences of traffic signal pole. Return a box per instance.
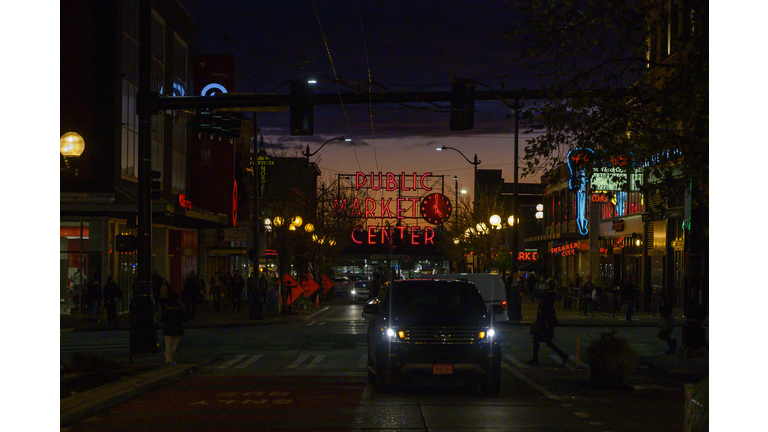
[131,0,158,354]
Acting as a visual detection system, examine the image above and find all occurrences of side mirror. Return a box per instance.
[490,304,504,315]
[363,301,380,315]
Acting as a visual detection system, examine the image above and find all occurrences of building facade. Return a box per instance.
[60,0,234,314]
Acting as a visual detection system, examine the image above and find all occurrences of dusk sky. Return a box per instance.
[180,0,552,196]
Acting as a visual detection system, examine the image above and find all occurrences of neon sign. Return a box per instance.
[420,193,452,225]
[551,242,579,256]
[351,226,435,245]
[335,197,422,219]
[354,172,433,191]
[517,251,539,261]
[201,83,228,96]
[232,180,238,227]
[178,194,192,210]
[568,148,593,235]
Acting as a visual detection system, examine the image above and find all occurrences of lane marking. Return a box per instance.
[503,354,529,368]
[287,354,308,369]
[502,364,560,400]
[574,412,590,418]
[235,354,263,369]
[216,354,247,369]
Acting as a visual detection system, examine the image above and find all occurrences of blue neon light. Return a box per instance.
[567,148,594,236]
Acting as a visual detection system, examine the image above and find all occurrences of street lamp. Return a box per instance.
[436,145,481,201]
[61,132,85,175]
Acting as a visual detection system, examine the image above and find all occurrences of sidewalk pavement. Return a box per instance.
[60,298,708,427]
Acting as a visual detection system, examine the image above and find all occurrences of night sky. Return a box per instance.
[180,0,548,190]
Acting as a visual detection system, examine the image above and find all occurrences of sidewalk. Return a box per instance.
[60,298,708,427]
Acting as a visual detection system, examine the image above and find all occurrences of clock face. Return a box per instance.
[420,193,452,225]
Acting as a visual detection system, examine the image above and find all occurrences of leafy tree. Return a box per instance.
[512,0,708,207]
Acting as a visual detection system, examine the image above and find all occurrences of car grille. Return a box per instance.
[401,327,482,344]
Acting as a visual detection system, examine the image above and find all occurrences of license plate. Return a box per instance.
[433,364,453,375]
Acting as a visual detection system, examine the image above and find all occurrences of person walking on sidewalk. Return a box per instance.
[230,270,245,312]
[102,275,122,326]
[87,272,102,322]
[528,289,569,366]
[657,286,677,353]
[182,271,201,320]
[621,276,637,322]
[162,292,186,365]
[210,271,223,312]
[526,273,537,302]
[580,276,594,317]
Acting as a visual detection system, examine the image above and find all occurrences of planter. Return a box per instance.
[587,331,636,390]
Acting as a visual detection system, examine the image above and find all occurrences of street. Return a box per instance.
[62,303,688,431]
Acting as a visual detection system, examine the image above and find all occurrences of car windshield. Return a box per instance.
[385,281,486,318]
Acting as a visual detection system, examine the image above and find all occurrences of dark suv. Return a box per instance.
[364,279,502,393]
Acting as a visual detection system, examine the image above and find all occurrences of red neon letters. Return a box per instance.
[178,194,192,210]
[351,226,435,245]
[354,172,433,191]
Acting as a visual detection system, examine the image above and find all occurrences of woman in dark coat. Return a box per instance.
[162,292,186,365]
[528,290,569,366]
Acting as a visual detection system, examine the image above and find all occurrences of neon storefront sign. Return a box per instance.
[551,242,579,256]
[354,172,433,191]
[568,148,593,235]
[178,194,192,210]
[351,226,435,245]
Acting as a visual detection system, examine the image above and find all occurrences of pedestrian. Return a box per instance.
[182,271,201,320]
[152,269,166,311]
[87,272,102,322]
[71,268,87,308]
[249,270,266,319]
[657,287,677,353]
[580,276,594,317]
[102,275,122,326]
[210,271,223,312]
[161,292,186,366]
[369,270,382,300]
[621,276,637,321]
[528,289,569,366]
[230,270,245,312]
[526,273,537,302]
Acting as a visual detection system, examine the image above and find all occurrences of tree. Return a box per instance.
[513,0,708,208]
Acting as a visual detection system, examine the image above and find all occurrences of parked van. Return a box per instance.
[416,273,508,322]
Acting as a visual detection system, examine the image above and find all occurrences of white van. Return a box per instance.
[416,273,509,322]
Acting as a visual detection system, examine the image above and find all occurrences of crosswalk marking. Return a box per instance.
[287,354,308,369]
[550,355,576,369]
[306,355,325,368]
[217,354,247,369]
[234,354,263,369]
[503,354,529,368]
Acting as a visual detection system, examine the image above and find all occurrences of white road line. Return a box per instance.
[318,321,326,326]
[306,355,325,368]
[306,321,316,326]
[358,354,367,368]
[234,354,263,369]
[550,355,576,369]
[287,354,308,369]
[574,412,590,418]
[503,363,560,400]
[216,354,247,369]
[503,354,529,368]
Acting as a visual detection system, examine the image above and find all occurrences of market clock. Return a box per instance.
[420,193,452,225]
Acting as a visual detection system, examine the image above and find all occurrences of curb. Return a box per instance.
[60,364,197,427]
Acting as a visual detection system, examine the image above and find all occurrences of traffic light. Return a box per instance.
[450,78,475,131]
[211,112,223,134]
[196,110,212,133]
[290,81,314,136]
[151,170,161,200]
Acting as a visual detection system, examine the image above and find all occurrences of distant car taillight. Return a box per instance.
[501,300,507,310]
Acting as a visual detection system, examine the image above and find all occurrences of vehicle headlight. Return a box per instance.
[384,327,403,342]
[479,328,495,340]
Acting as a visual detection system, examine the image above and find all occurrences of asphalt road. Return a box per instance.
[61,303,687,431]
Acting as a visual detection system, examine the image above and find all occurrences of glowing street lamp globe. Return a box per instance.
[60,132,85,157]
[507,215,515,226]
[489,215,501,227]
